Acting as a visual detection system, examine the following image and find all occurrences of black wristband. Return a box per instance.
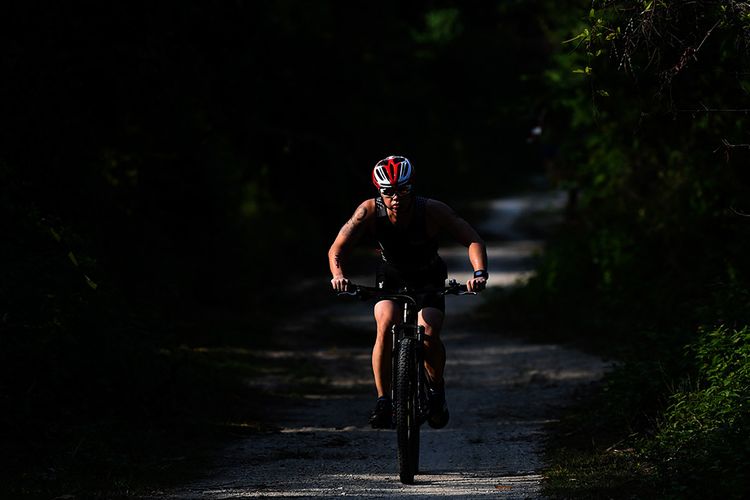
[473,269,488,279]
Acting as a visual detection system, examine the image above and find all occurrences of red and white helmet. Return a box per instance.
[372,155,414,189]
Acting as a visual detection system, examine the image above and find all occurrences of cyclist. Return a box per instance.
[328,155,488,429]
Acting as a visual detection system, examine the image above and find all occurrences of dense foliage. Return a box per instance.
[493,1,750,496]
[653,326,750,495]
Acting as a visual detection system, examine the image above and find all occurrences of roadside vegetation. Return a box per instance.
[481,1,750,498]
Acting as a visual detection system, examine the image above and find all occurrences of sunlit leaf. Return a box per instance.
[563,31,587,44]
[49,227,61,242]
[84,275,98,290]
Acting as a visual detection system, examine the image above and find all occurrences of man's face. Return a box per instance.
[380,184,413,214]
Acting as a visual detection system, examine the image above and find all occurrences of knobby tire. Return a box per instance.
[395,337,419,484]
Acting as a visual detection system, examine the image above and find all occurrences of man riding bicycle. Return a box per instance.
[328,155,488,429]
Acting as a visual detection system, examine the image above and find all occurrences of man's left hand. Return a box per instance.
[467,277,487,292]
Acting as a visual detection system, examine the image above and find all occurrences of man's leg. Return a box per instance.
[419,306,445,387]
[373,300,401,396]
[369,300,400,428]
[419,306,450,428]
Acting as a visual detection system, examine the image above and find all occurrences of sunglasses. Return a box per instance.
[379,185,413,197]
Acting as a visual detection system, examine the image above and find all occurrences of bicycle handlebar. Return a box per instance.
[336,278,476,302]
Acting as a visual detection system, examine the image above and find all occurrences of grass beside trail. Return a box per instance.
[539,381,658,499]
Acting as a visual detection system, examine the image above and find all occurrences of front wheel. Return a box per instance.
[395,337,419,484]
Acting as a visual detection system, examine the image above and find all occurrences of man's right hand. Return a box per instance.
[331,275,350,292]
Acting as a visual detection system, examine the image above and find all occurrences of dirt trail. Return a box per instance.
[148,191,610,499]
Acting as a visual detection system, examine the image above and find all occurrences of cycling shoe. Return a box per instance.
[369,396,395,429]
[427,388,450,429]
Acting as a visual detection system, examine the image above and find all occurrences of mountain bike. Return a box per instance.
[338,279,474,484]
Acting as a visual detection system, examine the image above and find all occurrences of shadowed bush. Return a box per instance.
[650,326,750,498]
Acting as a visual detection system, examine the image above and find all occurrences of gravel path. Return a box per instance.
[147,192,610,499]
[151,307,608,499]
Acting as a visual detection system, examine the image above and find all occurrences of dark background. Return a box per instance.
[2,2,549,310]
[1,2,555,497]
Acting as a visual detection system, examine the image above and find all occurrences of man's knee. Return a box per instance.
[374,300,399,319]
[374,300,400,341]
[419,307,444,339]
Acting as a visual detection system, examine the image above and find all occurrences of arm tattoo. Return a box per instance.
[334,253,341,268]
[354,206,367,222]
[338,220,355,238]
[338,206,368,238]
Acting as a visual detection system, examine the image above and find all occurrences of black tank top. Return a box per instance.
[374,196,440,271]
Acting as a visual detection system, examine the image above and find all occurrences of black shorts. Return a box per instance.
[375,258,448,313]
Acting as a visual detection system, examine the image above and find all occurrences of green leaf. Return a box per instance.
[49,227,61,242]
[85,275,98,290]
[562,31,587,44]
